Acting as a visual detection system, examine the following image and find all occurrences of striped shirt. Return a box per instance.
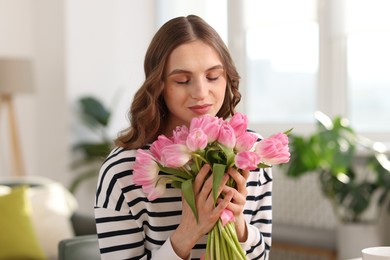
[95,141,272,259]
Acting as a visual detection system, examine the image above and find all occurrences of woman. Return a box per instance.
[94,15,272,259]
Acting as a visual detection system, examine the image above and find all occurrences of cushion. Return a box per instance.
[0,185,46,259]
[0,185,11,195]
[28,182,77,259]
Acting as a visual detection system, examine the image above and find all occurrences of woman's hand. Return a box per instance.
[170,164,233,259]
[220,168,249,242]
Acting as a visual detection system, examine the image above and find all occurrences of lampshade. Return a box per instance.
[0,58,34,94]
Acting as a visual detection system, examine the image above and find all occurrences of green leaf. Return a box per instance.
[170,181,182,189]
[181,179,198,222]
[189,161,199,173]
[284,112,390,222]
[79,96,111,127]
[158,163,193,179]
[159,175,186,184]
[212,163,226,205]
[284,128,294,135]
[217,144,235,167]
[258,162,271,168]
[206,149,224,164]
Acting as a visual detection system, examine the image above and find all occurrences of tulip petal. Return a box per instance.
[220,209,235,226]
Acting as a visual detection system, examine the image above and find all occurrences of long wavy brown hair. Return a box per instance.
[115,15,241,149]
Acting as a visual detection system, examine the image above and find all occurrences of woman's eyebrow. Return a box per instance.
[206,64,224,72]
[167,69,191,77]
[167,64,224,77]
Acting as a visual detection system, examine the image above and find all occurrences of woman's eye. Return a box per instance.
[171,76,190,84]
[176,79,190,84]
[207,76,219,81]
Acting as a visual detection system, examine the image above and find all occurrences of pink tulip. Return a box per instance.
[203,119,221,143]
[190,114,221,142]
[235,131,258,152]
[255,133,290,165]
[220,209,235,226]
[172,125,189,144]
[161,144,191,167]
[133,150,159,185]
[150,135,173,162]
[142,181,166,201]
[217,122,236,149]
[274,132,289,146]
[235,151,260,170]
[190,114,215,129]
[133,149,165,200]
[186,128,208,152]
[229,112,248,137]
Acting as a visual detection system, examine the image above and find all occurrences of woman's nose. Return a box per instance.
[190,79,208,100]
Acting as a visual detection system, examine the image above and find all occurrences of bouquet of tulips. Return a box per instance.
[133,112,291,260]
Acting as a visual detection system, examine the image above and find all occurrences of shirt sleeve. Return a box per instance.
[94,148,185,260]
[240,167,273,260]
[95,207,185,260]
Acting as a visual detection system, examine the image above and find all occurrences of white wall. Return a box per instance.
[0,0,231,216]
[33,0,68,185]
[0,0,34,56]
[0,0,157,216]
[66,0,157,215]
[66,0,156,141]
[0,0,34,179]
[0,0,55,181]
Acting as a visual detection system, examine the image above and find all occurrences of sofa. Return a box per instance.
[0,176,97,260]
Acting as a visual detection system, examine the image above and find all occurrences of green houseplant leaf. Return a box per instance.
[283,111,390,223]
[70,96,113,193]
[79,96,111,127]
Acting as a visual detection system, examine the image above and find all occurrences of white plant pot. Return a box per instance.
[337,222,384,260]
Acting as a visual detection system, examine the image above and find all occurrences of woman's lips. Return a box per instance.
[189,104,212,115]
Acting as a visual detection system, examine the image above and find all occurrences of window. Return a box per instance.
[244,0,318,123]
[236,0,390,142]
[345,0,390,133]
[156,0,390,142]
[348,32,390,133]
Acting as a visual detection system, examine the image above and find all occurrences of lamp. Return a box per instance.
[0,58,34,177]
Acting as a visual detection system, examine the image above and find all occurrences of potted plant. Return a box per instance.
[70,96,113,194]
[283,111,390,259]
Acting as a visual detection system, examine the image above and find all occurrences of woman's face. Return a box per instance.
[163,40,227,131]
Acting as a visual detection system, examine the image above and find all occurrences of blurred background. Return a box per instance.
[1,0,389,259]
